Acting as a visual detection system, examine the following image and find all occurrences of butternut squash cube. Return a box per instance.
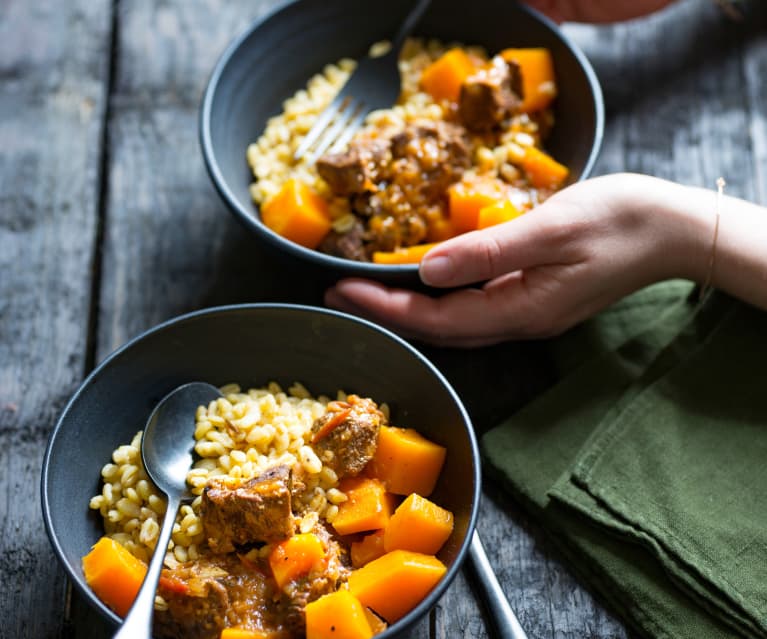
[363,608,388,635]
[351,529,387,568]
[220,629,273,639]
[372,242,441,265]
[500,47,557,113]
[332,477,397,536]
[368,426,446,496]
[384,493,454,555]
[261,178,331,249]
[82,536,147,617]
[305,590,373,639]
[448,178,508,233]
[520,146,569,190]
[477,199,524,229]
[348,550,447,622]
[420,48,477,103]
[268,533,326,590]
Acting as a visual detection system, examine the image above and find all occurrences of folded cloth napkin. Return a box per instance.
[482,280,767,639]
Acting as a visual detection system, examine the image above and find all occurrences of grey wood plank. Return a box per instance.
[96,0,334,354]
[0,1,112,638]
[742,6,767,206]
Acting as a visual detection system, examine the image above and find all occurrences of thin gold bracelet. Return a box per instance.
[699,177,726,303]
[713,0,744,21]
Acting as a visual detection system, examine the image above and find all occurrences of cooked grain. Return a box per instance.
[246,38,547,216]
[89,382,346,568]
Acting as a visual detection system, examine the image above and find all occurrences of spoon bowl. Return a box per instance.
[114,381,222,639]
[141,382,223,499]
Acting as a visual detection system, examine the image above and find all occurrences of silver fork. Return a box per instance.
[293,0,432,163]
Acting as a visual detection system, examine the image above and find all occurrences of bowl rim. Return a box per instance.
[198,0,604,276]
[41,302,481,636]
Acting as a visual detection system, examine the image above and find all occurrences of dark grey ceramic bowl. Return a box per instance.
[200,0,604,285]
[41,304,480,637]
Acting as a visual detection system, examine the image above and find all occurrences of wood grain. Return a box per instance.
[0,1,112,638]
[1,0,765,637]
[95,0,331,355]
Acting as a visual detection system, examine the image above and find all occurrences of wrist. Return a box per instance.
[606,173,714,284]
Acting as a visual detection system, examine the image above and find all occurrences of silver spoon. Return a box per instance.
[468,530,529,639]
[114,382,222,639]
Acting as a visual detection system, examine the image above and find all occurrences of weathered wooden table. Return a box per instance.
[2,1,765,637]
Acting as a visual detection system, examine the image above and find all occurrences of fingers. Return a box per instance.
[419,202,584,289]
[325,276,555,348]
[521,0,676,24]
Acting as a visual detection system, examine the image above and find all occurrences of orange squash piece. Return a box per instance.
[261,178,331,249]
[368,426,446,497]
[372,242,441,265]
[220,629,273,639]
[348,550,447,623]
[420,48,477,103]
[363,608,388,635]
[521,146,569,189]
[82,536,147,617]
[384,493,454,555]
[351,529,387,568]
[448,178,508,233]
[305,590,374,639]
[332,477,397,536]
[268,533,326,590]
[500,48,557,113]
[477,199,524,229]
[426,216,459,242]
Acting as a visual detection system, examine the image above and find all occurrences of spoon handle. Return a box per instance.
[468,530,529,639]
[114,493,181,639]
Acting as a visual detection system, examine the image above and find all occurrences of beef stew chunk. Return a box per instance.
[316,138,389,197]
[459,55,523,131]
[388,120,471,200]
[155,555,291,639]
[317,120,470,255]
[276,523,351,636]
[317,219,369,261]
[155,524,350,639]
[311,395,385,478]
[201,465,295,553]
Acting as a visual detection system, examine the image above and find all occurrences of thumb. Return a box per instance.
[419,205,577,287]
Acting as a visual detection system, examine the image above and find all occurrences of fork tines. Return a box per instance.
[293,95,368,163]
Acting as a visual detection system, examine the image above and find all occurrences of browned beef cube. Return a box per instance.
[310,395,384,478]
[389,121,470,166]
[459,56,523,131]
[318,219,369,261]
[154,558,231,639]
[155,555,284,639]
[276,522,351,636]
[317,149,368,195]
[317,137,389,196]
[388,121,470,200]
[201,465,294,553]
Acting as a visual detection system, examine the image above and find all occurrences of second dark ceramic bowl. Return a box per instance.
[200,0,604,284]
[41,304,480,637]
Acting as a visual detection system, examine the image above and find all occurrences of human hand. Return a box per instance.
[325,174,711,347]
[522,0,677,23]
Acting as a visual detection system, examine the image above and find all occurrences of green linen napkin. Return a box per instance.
[482,281,767,639]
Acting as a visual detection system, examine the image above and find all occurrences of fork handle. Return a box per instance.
[468,530,530,639]
[391,0,432,51]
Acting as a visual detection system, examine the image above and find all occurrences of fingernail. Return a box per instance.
[420,255,454,284]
